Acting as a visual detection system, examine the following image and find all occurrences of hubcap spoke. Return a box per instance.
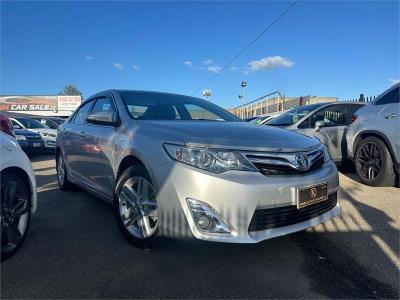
[10,199,29,219]
[119,177,158,240]
[5,221,22,245]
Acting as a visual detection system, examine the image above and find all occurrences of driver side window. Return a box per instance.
[310,105,346,127]
[72,101,92,125]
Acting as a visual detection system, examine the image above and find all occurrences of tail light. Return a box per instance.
[0,113,15,137]
[349,114,358,124]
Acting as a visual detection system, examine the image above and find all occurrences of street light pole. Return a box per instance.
[239,80,247,119]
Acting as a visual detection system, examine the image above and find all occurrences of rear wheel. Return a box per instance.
[56,152,75,190]
[355,137,396,187]
[1,172,31,261]
[114,165,158,248]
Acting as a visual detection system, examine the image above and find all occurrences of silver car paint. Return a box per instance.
[57,90,340,243]
[347,83,400,164]
[269,102,365,162]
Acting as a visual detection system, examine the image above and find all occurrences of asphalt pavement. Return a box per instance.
[1,154,399,299]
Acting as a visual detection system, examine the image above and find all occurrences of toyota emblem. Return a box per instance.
[295,153,310,170]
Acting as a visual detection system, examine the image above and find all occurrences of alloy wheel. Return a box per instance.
[1,181,30,255]
[118,177,158,239]
[57,155,65,185]
[357,142,383,181]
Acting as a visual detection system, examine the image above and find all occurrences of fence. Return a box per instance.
[233,95,337,118]
[345,93,376,103]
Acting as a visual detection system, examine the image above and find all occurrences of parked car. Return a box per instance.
[266,102,365,163]
[10,117,57,150]
[0,113,15,137]
[0,131,37,260]
[33,117,65,129]
[14,129,45,154]
[244,116,258,122]
[56,90,340,247]
[250,114,276,125]
[347,83,399,186]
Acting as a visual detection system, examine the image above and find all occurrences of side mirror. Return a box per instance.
[314,120,326,132]
[13,124,22,129]
[87,111,119,126]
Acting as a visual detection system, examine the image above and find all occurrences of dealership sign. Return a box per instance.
[0,95,81,112]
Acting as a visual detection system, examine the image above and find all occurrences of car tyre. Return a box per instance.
[114,165,159,249]
[1,172,31,261]
[355,136,396,187]
[56,152,75,191]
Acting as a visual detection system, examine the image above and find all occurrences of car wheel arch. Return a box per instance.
[354,130,397,165]
[1,166,32,205]
[117,155,151,182]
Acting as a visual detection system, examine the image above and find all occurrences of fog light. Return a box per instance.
[186,198,231,234]
[197,215,211,230]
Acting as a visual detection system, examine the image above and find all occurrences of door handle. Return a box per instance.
[384,113,398,119]
[79,131,86,137]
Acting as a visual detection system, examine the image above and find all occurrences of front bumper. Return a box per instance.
[18,140,45,153]
[154,160,340,243]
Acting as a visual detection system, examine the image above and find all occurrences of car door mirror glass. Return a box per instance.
[13,124,21,129]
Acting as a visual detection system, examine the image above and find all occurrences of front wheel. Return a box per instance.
[1,172,31,261]
[114,165,159,248]
[355,137,396,187]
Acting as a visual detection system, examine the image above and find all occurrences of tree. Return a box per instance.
[58,85,83,99]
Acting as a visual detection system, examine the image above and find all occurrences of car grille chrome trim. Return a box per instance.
[248,193,337,232]
[242,146,325,175]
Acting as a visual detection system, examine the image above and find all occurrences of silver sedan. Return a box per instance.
[56,90,340,247]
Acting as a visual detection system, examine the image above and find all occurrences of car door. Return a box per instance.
[373,86,400,161]
[66,100,94,185]
[82,95,119,198]
[297,104,347,161]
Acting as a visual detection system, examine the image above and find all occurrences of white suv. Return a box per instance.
[347,83,399,186]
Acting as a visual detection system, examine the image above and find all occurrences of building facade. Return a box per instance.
[230,95,338,119]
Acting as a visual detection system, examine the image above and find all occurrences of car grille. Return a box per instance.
[248,193,337,232]
[26,136,42,141]
[245,147,325,176]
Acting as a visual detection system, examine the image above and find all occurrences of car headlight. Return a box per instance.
[15,135,26,141]
[164,144,257,173]
[40,132,48,137]
[323,146,332,163]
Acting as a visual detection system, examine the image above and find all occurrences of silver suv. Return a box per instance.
[347,83,400,186]
[56,90,340,247]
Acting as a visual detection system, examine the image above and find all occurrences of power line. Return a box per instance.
[190,0,298,97]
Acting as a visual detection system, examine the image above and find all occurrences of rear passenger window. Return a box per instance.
[374,87,399,105]
[91,97,116,114]
[310,105,346,127]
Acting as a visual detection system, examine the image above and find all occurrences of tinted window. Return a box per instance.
[374,87,399,105]
[120,92,240,121]
[346,104,364,125]
[91,97,116,114]
[310,105,346,127]
[73,101,92,125]
[268,103,326,126]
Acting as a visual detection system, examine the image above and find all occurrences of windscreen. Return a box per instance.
[120,92,241,122]
[17,118,49,129]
